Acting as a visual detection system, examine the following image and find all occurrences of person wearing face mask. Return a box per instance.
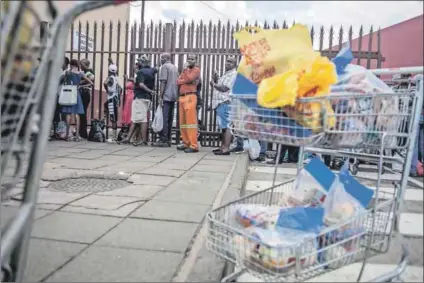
[176,54,201,153]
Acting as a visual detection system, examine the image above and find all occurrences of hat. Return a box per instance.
[108,64,117,73]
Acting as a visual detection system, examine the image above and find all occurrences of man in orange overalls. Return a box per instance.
[177,55,201,153]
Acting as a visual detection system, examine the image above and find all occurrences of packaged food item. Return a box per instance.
[233,24,337,131]
[322,176,365,236]
[234,204,281,229]
[248,228,318,273]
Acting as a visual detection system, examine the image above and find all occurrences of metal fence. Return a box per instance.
[65,20,384,147]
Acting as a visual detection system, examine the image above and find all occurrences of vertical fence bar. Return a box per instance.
[123,21,129,113]
[70,23,74,59]
[377,28,382,68]
[85,21,89,59]
[357,25,364,65]
[328,25,334,59]
[91,21,98,121]
[77,21,82,62]
[99,21,106,138]
[366,26,374,69]
[338,26,344,50]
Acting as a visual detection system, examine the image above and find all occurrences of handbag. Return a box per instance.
[59,72,78,106]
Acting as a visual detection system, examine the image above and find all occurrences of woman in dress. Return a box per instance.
[121,63,139,126]
[60,59,92,141]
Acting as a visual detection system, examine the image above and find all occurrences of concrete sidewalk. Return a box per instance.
[1,141,249,282]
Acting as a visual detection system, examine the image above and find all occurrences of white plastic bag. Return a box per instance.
[152,105,163,133]
[58,85,78,106]
[247,139,260,160]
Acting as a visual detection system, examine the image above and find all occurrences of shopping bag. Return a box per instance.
[247,139,261,160]
[58,84,78,106]
[233,24,337,131]
[152,105,163,133]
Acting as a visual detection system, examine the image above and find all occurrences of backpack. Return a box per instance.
[117,124,130,142]
[88,119,106,142]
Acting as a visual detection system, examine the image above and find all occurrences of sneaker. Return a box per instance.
[214,150,230,156]
[177,144,187,151]
[254,154,267,163]
[230,146,245,154]
[184,148,199,153]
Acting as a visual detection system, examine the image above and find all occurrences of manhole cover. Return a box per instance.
[48,178,129,193]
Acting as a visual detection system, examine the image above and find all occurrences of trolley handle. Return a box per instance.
[368,244,409,282]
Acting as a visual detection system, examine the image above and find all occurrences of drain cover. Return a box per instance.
[48,178,129,193]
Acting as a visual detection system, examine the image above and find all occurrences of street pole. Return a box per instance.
[141,0,145,25]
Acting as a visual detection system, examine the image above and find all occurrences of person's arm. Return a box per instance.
[177,67,200,85]
[159,66,168,98]
[136,72,155,94]
[103,77,112,92]
[212,71,236,92]
[81,73,94,86]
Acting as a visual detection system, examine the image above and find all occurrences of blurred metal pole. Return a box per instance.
[141,0,145,24]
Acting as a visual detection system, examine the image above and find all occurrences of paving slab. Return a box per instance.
[141,167,186,177]
[100,161,158,174]
[36,189,89,206]
[96,184,164,199]
[24,238,87,282]
[130,155,170,163]
[45,245,183,282]
[95,154,134,162]
[1,206,52,229]
[191,164,233,173]
[67,151,108,160]
[61,195,144,217]
[127,174,176,186]
[131,199,210,223]
[48,158,111,170]
[95,218,198,252]
[31,211,121,243]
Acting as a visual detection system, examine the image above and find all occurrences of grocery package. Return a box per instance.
[329,47,401,147]
[234,204,281,229]
[230,158,376,274]
[231,74,315,143]
[233,227,318,273]
[233,24,338,131]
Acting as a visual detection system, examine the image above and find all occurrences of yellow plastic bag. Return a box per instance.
[234,24,337,131]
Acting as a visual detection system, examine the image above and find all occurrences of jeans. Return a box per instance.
[161,101,175,143]
[259,140,267,155]
[411,124,424,174]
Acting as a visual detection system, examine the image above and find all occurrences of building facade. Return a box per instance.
[350,14,423,69]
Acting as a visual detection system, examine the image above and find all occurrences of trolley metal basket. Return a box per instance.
[207,180,396,282]
[208,68,423,282]
[1,1,131,282]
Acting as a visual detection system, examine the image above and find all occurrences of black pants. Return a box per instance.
[278,145,299,163]
[79,88,91,138]
[161,101,175,143]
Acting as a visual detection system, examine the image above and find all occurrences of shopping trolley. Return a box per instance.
[0,1,131,282]
[206,67,423,282]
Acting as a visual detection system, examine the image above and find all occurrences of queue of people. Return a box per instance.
[52,53,268,159]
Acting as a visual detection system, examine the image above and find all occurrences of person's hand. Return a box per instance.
[159,96,164,106]
[123,74,128,80]
[209,80,215,88]
[151,90,157,96]
[213,72,219,82]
